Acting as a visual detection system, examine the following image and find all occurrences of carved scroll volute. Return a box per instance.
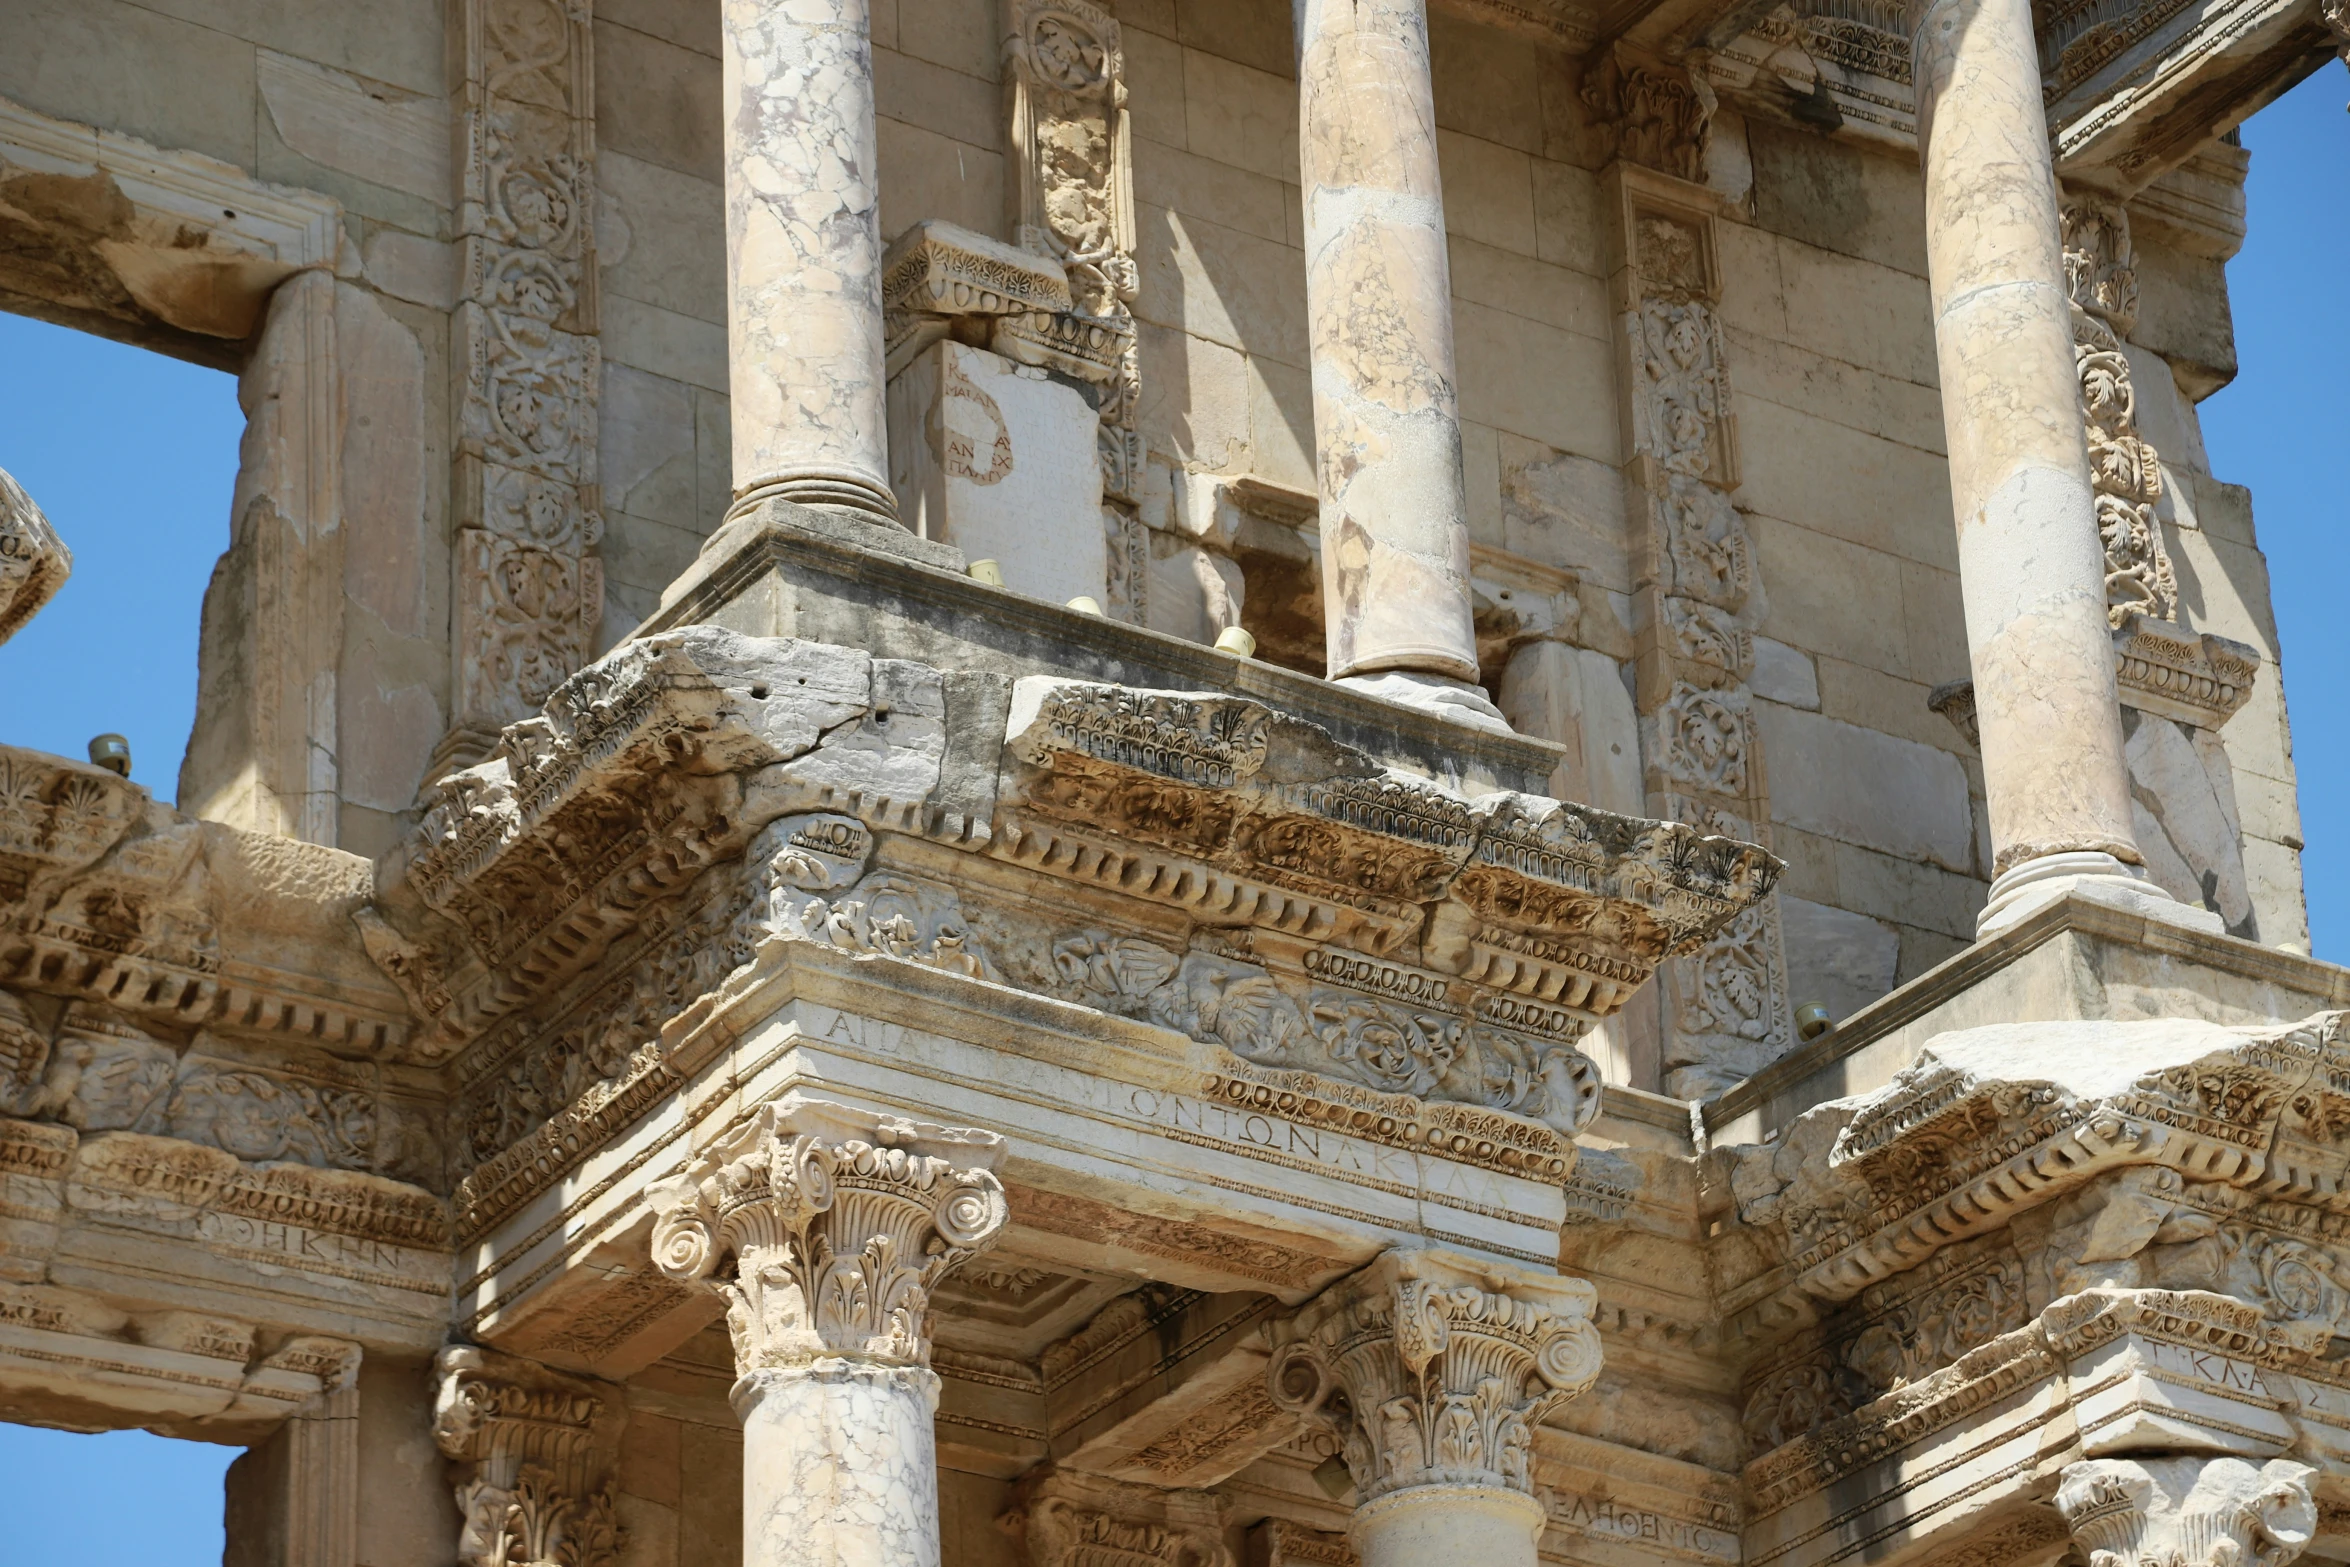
[2056,1457,2317,1567]
[431,1344,623,1567]
[0,465,69,647]
[1267,1248,1603,1501]
[648,1097,1011,1374]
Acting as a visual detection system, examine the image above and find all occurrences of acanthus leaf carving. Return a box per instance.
[431,1344,623,1567]
[2056,1457,2316,1567]
[0,465,69,648]
[647,1097,1010,1372]
[1268,1248,1603,1501]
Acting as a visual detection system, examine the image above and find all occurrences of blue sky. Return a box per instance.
[0,59,2343,1565]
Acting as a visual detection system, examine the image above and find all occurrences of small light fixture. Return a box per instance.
[1213,626,1257,658]
[967,559,1005,587]
[1794,1002,1834,1041]
[1066,595,1104,616]
[87,734,132,777]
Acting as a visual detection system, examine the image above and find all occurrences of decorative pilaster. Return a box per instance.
[1911,0,2166,936]
[0,465,68,647]
[1000,0,1148,620]
[649,1097,1010,1567]
[448,0,604,761]
[2059,193,2178,628]
[721,0,898,526]
[2056,1457,2316,1567]
[430,1344,622,1567]
[1267,1249,1602,1567]
[1600,161,1790,1099]
[1294,0,1502,728]
[1001,1470,1233,1567]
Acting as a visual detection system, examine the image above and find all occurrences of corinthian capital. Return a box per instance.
[648,1096,1010,1373]
[2057,1457,2316,1567]
[430,1346,622,1567]
[1267,1248,1603,1501]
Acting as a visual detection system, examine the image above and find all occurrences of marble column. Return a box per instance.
[1267,1248,1603,1567]
[1295,0,1505,731]
[720,0,899,526]
[649,1097,1010,1567]
[1911,0,2188,937]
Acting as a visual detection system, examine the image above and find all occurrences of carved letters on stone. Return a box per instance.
[0,466,68,648]
[432,1344,622,1567]
[648,1097,1010,1372]
[450,0,604,753]
[1268,1248,1603,1500]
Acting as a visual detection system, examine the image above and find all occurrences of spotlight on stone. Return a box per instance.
[1795,1002,1834,1041]
[967,558,1004,586]
[87,733,131,777]
[1214,625,1257,658]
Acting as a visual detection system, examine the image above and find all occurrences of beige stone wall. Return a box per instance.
[0,0,2306,1068]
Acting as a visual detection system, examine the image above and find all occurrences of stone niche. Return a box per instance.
[887,339,1108,609]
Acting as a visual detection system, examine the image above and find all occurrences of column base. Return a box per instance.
[1334,670,1513,736]
[1351,1484,1547,1567]
[1977,849,2222,941]
[727,473,903,534]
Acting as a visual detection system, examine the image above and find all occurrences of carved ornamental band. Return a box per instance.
[1268,1248,1603,1501]
[649,1097,1010,1373]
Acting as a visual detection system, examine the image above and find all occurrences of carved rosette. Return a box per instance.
[1268,1249,1603,1501]
[431,1345,622,1567]
[2056,1457,2316,1567]
[648,1098,1010,1375]
[2060,193,2177,628]
[0,465,69,647]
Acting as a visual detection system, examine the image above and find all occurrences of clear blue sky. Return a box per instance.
[0,59,2343,1565]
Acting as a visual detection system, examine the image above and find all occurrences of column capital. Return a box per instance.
[1266,1247,1602,1502]
[430,1345,622,1567]
[648,1096,1010,1376]
[2056,1456,2316,1567]
[1001,1469,1234,1567]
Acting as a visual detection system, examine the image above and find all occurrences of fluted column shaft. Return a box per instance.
[1295,0,1479,686]
[721,0,898,524]
[651,1098,1009,1567]
[1912,0,2151,928]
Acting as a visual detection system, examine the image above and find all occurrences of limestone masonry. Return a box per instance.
[0,0,2341,1564]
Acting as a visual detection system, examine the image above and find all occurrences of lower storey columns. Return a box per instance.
[650,1096,1011,1567]
[1910,0,2192,937]
[720,0,899,525]
[1268,1248,1605,1567]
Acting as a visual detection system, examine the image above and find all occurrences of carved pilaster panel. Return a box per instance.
[430,1344,622,1567]
[448,0,604,755]
[1605,166,1788,1097]
[2061,193,2177,629]
[647,1096,1010,1372]
[1582,50,1713,183]
[1267,1247,1603,1502]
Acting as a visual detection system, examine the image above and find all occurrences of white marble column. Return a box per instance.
[1268,1248,1603,1567]
[650,1097,1010,1567]
[1295,0,1505,730]
[1912,0,2188,937]
[721,0,899,526]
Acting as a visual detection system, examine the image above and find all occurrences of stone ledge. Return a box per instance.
[1703,891,2350,1146]
[634,496,1570,797]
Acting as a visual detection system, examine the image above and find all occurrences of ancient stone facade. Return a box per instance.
[0,0,2338,1564]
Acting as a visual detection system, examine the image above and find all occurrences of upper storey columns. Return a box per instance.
[1911,0,2197,936]
[1294,0,1509,731]
[720,0,899,526]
